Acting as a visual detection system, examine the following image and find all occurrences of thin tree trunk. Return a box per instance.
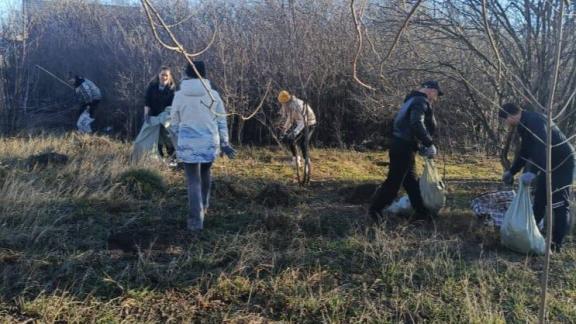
[539,1,564,322]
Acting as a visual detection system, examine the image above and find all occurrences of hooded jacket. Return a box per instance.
[170,79,230,163]
[392,91,436,147]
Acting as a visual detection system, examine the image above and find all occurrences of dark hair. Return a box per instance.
[68,74,83,87]
[499,103,521,119]
[185,61,206,79]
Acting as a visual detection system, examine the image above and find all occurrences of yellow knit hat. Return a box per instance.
[277,90,291,104]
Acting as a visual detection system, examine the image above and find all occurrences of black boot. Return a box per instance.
[368,206,384,225]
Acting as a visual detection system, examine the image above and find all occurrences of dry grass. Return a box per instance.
[1,134,575,323]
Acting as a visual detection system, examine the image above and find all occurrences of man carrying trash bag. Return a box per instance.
[500,103,575,252]
[369,80,443,223]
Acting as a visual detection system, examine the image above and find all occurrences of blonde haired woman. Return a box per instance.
[277,90,317,168]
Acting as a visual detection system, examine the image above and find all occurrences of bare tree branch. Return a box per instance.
[378,0,424,78]
[540,1,565,322]
[553,86,576,120]
[350,0,376,91]
[140,0,216,110]
[228,80,272,121]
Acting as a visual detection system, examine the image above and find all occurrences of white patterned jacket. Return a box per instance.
[170,79,230,163]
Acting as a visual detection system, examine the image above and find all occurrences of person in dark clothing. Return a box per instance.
[68,75,102,133]
[500,103,575,251]
[369,80,443,223]
[144,67,176,158]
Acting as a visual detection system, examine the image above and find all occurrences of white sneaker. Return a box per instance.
[304,158,311,172]
[291,156,302,168]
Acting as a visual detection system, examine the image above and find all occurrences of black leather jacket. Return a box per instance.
[392,91,436,147]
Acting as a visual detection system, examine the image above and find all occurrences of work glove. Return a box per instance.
[221,145,237,159]
[521,172,536,185]
[502,171,514,185]
[419,144,437,159]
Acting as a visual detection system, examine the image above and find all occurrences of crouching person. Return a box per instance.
[68,74,102,133]
[170,61,236,232]
[500,103,575,251]
[277,90,317,168]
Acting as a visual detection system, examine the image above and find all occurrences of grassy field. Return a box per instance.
[1,134,575,323]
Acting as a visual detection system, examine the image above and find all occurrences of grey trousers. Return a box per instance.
[183,163,212,230]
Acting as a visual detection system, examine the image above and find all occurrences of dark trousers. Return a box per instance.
[158,125,175,158]
[183,163,213,230]
[532,158,574,249]
[370,138,427,214]
[287,125,316,160]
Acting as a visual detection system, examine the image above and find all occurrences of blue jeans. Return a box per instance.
[184,163,212,230]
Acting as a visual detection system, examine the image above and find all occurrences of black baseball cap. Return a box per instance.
[498,103,521,119]
[421,80,444,96]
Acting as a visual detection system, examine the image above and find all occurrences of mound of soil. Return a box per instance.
[26,152,69,171]
[116,168,166,199]
[255,182,298,208]
[261,211,298,232]
[107,228,157,252]
[70,134,114,150]
[340,183,379,204]
[212,179,250,200]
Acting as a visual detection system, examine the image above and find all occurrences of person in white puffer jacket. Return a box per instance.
[170,61,236,232]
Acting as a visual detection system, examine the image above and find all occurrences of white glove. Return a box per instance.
[420,144,437,159]
[521,172,536,185]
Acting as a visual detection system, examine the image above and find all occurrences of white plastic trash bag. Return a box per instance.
[76,109,94,134]
[385,195,413,215]
[419,158,446,213]
[500,181,546,255]
[131,108,172,163]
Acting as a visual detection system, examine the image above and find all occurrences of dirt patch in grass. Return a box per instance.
[255,182,299,208]
[115,168,166,199]
[69,134,115,150]
[339,183,379,205]
[25,152,69,171]
[212,178,252,200]
[107,226,183,253]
